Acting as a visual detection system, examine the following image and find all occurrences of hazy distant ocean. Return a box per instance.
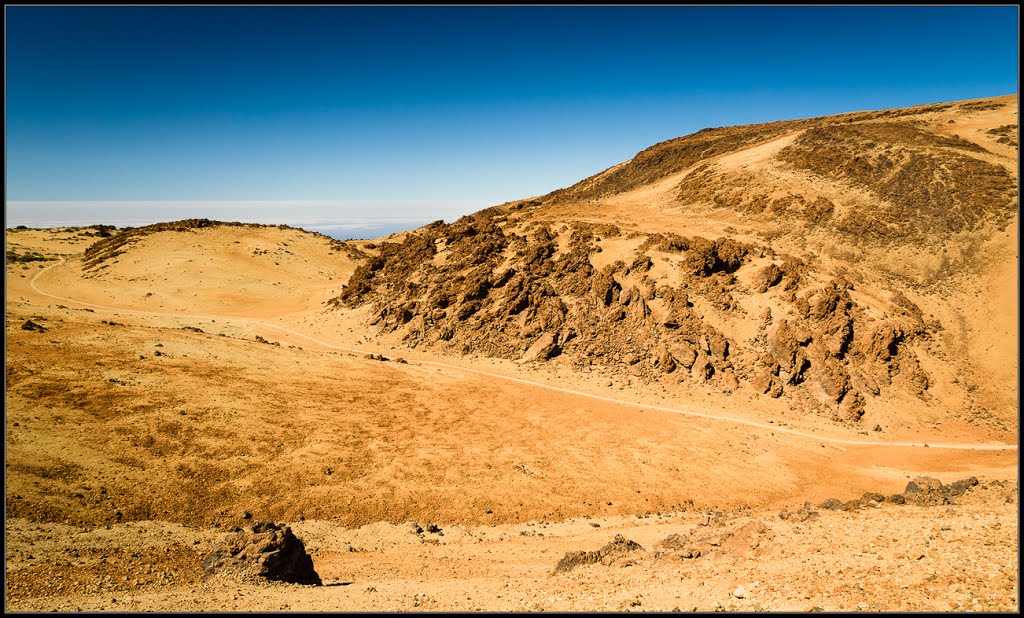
[4,200,490,241]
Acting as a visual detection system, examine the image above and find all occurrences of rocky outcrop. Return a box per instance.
[553,534,644,573]
[202,521,322,585]
[655,519,772,560]
[21,320,47,332]
[330,210,934,425]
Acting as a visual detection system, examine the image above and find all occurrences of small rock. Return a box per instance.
[733,585,747,599]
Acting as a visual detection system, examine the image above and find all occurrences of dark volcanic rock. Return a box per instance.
[818,498,844,511]
[901,476,979,506]
[553,534,644,573]
[946,477,979,496]
[203,521,322,585]
[905,476,943,494]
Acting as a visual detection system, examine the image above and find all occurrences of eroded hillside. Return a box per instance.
[330,95,1018,431]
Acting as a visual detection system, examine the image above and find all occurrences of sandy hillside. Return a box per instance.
[5,94,1019,613]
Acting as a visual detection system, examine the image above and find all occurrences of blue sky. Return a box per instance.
[5,6,1019,236]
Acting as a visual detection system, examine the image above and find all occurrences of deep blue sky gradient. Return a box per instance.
[5,5,1019,228]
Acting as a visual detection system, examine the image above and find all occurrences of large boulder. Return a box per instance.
[203,521,322,585]
[753,263,783,293]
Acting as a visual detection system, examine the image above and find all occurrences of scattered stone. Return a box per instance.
[21,320,46,332]
[733,585,747,599]
[946,477,979,497]
[780,503,819,521]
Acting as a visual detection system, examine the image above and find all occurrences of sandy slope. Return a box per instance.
[43,225,352,317]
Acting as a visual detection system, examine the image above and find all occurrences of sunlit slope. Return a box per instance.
[41,220,364,317]
[6,308,1012,530]
[331,95,1018,437]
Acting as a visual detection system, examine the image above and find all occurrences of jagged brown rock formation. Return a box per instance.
[328,210,934,423]
[202,521,321,585]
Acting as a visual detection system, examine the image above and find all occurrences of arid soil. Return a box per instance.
[5,94,1019,612]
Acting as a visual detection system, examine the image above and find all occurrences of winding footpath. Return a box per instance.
[28,257,1018,452]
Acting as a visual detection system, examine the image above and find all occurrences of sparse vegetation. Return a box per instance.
[987,124,1018,148]
[959,101,1005,112]
[6,249,56,263]
[776,122,1016,243]
[82,218,367,270]
[545,118,814,203]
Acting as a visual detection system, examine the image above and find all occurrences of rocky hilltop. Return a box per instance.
[329,95,1018,427]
